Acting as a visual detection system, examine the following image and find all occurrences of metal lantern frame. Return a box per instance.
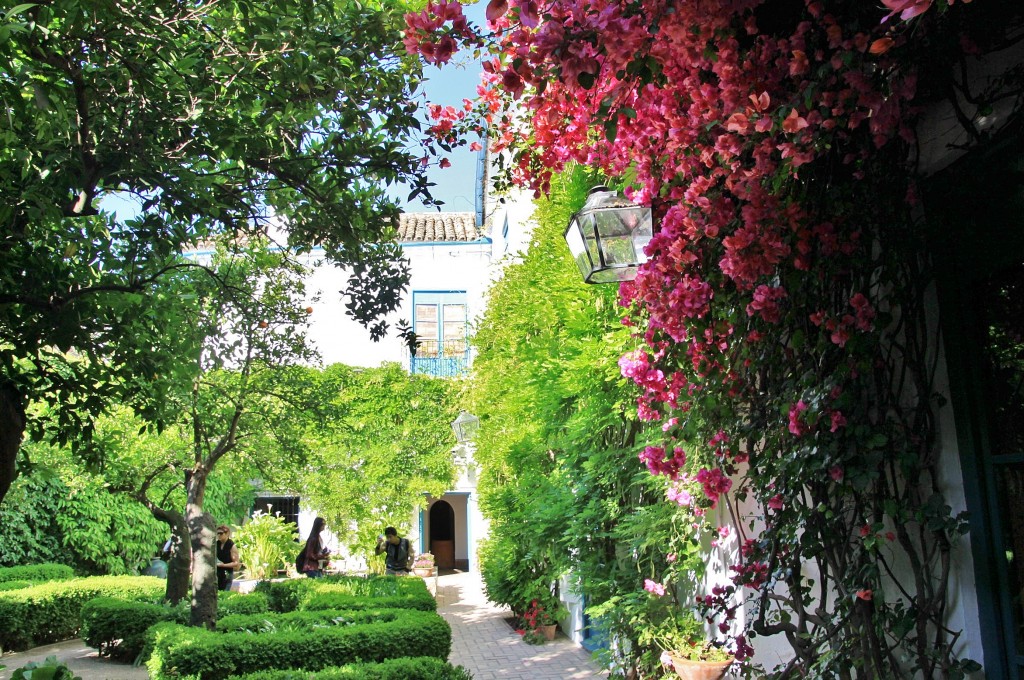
[451,410,480,443]
[564,186,653,284]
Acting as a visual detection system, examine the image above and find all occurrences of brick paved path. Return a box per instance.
[435,571,606,680]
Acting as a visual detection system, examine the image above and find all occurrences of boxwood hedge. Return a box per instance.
[82,591,271,660]
[146,608,452,680]
[0,575,164,651]
[0,580,33,592]
[226,656,473,680]
[0,563,75,584]
[254,576,435,614]
[216,608,403,634]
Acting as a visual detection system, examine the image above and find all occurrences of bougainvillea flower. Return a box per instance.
[485,0,508,22]
[644,579,666,596]
[870,37,896,54]
[880,0,933,21]
[856,589,874,601]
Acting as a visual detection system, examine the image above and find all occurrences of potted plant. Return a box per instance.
[412,551,436,577]
[662,643,734,680]
[638,573,741,680]
[651,610,735,680]
[522,595,563,641]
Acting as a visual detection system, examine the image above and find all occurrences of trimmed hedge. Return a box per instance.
[227,657,474,680]
[0,575,164,651]
[254,573,436,614]
[254,576,435,614]
[82,591,271,660]
[0,563,75,584]
[0,580,33,592]
[299,590,436,613]
[216,608,403,633]
[82,597,180,660]
[221,590,271,616]
[146,608,452,680]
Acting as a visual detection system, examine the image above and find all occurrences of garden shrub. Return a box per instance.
[226,656,473,680]
[81,597,183,660]
[146,608,452,680]
[253,578,305,612]
[0,575,164,651]
[0,563,75,583]
[233,510,298,580]
[8,654,81,680]
[220,590,270,616]
[255,575,433,613]
[81,590,271,660]
[216,608,404,633]
[0,580,33,592]
[299,589,435,613]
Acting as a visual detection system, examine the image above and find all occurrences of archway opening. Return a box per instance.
[429,500,456,570]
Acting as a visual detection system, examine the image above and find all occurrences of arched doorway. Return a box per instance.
[429,500,456,570]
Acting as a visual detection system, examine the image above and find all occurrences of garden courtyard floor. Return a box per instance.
[0,571,606,680]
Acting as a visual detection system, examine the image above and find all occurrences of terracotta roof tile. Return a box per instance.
[396,212,482,243]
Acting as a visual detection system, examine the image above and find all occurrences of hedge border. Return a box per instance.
[146,609,451,680]
[226,656,474,680]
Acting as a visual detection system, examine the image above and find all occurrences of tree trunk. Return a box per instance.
[160,509,191,605]
[186,467,218,629]
[0,381,26,505]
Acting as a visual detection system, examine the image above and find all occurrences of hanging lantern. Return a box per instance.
[451,410,480,443]
[563,186,653,284]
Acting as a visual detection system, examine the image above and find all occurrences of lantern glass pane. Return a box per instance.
[565,214,596,280]
[595,206,652,267]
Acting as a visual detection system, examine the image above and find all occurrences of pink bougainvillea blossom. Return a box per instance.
[788,400,809,436]
[644,579,666,596]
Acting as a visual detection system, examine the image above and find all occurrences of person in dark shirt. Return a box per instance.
[301,517,331,578]
[216,524,241,591]
[374,526,412,575]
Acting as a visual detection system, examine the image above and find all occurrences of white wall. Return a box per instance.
[298,241,494,369]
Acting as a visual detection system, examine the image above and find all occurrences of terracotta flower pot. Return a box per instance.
[667,652,734,680]
[412,567,435,577]
[540,623,557,640]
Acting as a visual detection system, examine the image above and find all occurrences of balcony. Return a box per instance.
[409,339,470,378]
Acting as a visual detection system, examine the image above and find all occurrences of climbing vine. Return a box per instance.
[408,0,1024,676]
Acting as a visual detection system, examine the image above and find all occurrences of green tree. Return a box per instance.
[172,239,319,627]
[0,0,434,504]
[467,167,696,675]
[298,363,458,566]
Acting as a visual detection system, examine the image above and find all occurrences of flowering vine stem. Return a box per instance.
[406,0,1022,676]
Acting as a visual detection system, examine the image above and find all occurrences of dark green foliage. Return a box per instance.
[0,475,67,567]
[0,575,164,651]
[146,608,452,680]
[81,590,271,660]
[0,465,165,575]
[226,656,474,680]
[0,563,74,583]
[81,597,183,661]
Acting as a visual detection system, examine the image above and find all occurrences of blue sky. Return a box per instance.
[400,1,487,213]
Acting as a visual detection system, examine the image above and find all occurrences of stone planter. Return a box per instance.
[412,567,435,577]
[667,652,734,680]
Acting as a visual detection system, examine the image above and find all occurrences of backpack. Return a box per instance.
[295,547,306,572]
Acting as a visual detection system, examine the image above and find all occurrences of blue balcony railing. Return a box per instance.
[409,339,470,378]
